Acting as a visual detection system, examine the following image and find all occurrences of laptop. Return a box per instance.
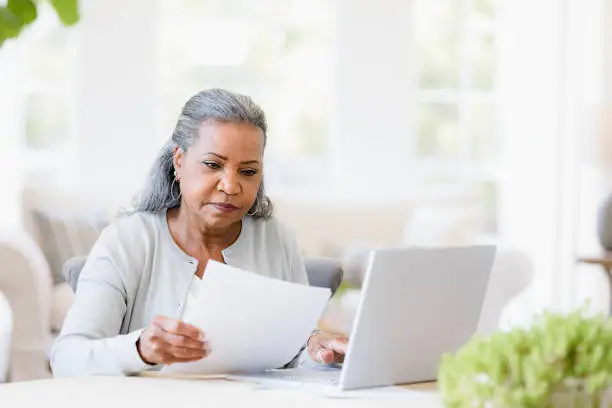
[229,245,497,391]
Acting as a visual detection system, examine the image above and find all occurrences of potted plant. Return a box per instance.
[438,308,612,407]
[0,0,79,47]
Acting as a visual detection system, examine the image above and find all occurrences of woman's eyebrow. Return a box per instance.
[202,152,227,160]
[202,152,260,165]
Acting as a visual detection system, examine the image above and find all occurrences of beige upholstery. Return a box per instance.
[0,290,12,383]
[272,198,415,256]
[0,231,53,381]
[50,284,75,333]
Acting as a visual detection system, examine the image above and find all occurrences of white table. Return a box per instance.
[0,376,442,407]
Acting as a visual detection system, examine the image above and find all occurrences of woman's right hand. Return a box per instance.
[137,315,210,365]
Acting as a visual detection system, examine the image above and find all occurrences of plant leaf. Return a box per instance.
[438,306,612,407]
[50,0,79,26]
[0,7,24,41]
[7,0,37,25]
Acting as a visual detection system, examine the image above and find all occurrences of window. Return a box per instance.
[414,0,499,233]
[157,0,331,183]
[18,3,76,169]
[0,3,76,228]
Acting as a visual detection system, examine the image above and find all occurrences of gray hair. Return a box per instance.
[134,88,273,218]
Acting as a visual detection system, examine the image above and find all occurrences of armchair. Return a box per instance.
[0,290,12,383]
[64,256,344,295]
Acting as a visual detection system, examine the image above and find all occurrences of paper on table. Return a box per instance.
[161,260,331,375]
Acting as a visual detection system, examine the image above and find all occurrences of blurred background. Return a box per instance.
[1,0,612,382]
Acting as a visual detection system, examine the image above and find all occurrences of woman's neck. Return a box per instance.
[167,206,241,253]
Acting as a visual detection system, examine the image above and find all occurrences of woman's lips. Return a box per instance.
[211,203,239,213]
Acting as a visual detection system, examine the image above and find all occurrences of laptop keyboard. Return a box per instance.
[243,366,341,385]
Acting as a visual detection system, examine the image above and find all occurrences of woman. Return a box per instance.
[51,88,348,377]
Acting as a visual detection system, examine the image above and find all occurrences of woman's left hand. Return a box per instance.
[307,332,349,365]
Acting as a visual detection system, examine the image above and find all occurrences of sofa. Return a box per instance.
[0,290,12,383]
[0,182,536,381]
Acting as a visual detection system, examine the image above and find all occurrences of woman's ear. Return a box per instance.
[173,146,185,177]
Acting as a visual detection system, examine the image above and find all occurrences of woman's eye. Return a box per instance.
[241,169,258,176]
[203,161,221,170]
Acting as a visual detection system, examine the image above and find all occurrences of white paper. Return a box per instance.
[161,261,331,375]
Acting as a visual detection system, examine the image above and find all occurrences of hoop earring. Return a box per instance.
[170,177,181,202]
[247,197,259,216]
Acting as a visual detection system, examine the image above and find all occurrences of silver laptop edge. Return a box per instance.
[339,245,496,390]
[337,248,377,388]
[231,245,497,391]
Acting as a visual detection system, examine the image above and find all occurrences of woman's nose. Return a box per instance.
[218,173,240,195]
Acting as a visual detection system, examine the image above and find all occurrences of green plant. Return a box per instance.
[438,307,612,407]
[0,0,79,47]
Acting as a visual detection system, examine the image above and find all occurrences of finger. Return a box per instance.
[317,349,336,365]
[308,338,332,364]
[168,355,207,364]
[315,342,346,364]
[166,344,210,360]
[159,350,209,365]
[324,337,349,355]
[146,327,208,361]
[153,316,205,341]
[158,330,206,351]
[152,316,205,342]
[311,336,347,364]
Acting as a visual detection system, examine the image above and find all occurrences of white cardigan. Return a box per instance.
[50,210,308,377]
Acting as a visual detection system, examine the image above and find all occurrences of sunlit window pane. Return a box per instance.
[158,0,331,160]
[20,4,72,84]
[25,93,69,149]
[478,180,498,233]
[470,103,497,160]
[18,3,74,153]
[415,0,461,89]
[470,34,496,90]
[472,0,495,23]
[417,103,460,158]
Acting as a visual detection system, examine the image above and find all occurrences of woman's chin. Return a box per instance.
[202,209,242,226]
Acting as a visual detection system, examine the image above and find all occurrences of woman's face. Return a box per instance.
[173,121,264,229]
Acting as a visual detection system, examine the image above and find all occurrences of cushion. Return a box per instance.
[63,255,344,295]
[50,283,75,333]
[0,291,12,383]
[303,258,343,295]
[63,256,87,292]
[30,209,109,285]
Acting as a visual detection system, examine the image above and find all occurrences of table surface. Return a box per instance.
[0,375,442,408]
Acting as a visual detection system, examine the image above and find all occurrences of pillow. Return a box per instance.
[63,256,87,292]
[30,209,109,285]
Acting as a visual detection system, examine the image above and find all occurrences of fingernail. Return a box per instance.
[198,332,206,342]
[316,349,325,363]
